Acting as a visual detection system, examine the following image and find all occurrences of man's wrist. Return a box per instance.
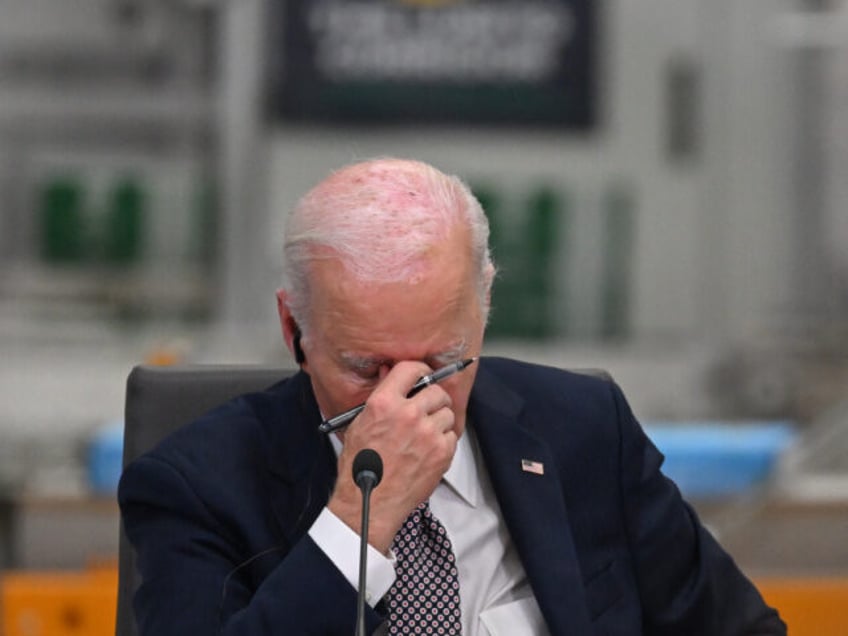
[308,506,396,605]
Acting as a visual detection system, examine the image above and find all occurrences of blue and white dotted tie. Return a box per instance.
[387,501,462,634]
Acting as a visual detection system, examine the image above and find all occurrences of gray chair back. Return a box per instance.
[116,365,295,636]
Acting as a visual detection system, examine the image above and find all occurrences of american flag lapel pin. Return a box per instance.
[521,459,545,475]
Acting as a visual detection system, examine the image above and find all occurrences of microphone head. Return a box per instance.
[352,448,383,488]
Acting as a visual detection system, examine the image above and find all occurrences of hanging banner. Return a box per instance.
[269,0,596,127]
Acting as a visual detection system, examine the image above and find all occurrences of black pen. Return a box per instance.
[318,357,478,434]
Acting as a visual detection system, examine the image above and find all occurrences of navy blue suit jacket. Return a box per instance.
[118,357,785,635]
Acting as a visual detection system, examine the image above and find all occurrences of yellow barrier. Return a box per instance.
[0,564,117,636]
[756,577,848,636]
[1,566,846,635]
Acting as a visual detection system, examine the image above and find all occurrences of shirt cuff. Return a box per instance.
[308,506,396,606]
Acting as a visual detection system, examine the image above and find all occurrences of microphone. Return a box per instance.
[353,449,383,636]
[354,448,383,491]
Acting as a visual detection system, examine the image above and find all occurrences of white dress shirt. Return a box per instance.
[309,424,549,636]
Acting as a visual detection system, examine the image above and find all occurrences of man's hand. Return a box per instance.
[327,361,458,553]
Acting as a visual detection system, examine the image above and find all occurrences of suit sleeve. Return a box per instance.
[119,455,386,636]
[610,382,786,635]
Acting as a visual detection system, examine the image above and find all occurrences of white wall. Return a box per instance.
[254,0,805,346]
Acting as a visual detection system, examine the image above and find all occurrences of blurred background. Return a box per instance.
[0,0,847,633]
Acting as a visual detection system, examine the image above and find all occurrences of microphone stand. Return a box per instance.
[353,449,382,636]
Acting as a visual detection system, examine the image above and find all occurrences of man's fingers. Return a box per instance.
[427,404,456,434]
[375,361,433,397]
[412,383,453,415]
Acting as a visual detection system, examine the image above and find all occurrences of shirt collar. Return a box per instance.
[441,425,479,508]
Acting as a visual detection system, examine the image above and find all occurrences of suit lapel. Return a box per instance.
[469,364,593,634]
[265,371,337,543]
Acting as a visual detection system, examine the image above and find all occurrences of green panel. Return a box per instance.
[104,177,146,266]
[40,177,86,263]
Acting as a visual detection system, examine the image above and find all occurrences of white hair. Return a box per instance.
[283,158,495,333]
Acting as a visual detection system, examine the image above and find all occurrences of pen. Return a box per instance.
[318,357,478,434]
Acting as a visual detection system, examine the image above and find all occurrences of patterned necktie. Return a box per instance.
[387,501,462,634]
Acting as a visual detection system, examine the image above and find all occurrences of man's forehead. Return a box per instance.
[304,220,474,295]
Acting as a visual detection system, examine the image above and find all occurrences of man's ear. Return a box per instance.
[276,289,306,366]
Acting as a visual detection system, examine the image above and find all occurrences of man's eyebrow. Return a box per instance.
[338,340,469,371]
[338,353,390,371]
[429,340,470,365]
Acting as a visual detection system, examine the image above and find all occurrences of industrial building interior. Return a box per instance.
[1,0,847,634]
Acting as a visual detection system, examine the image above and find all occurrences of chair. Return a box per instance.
[116,365,295,636]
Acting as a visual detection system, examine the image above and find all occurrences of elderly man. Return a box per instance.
[119,158,785,635]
